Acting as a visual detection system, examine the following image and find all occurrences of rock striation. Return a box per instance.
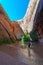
[0,5,23,42]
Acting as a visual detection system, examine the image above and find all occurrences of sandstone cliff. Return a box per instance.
[0,5,23,42]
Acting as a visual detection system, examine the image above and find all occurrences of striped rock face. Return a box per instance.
[18,0,40,33]
[0,5,24,42]
[10,22,24,39]
[0,5,16,42]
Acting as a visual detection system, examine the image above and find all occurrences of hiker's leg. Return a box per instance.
[28,42,31,48]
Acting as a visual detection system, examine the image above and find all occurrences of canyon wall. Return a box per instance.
[0,5,23,42]
[18,0,40,33]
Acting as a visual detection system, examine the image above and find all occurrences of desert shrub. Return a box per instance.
[30,29,38,42]
[21,29,38,45]
[0,37,13,45]
[21,30,31,45]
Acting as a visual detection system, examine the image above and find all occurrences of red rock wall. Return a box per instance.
[11,22,24,39]
[34,7,43,39]
[0,5,16,42]
[0,5,24,42]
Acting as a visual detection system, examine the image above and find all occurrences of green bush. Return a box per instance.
[21,29,38,45]
[0,37,13,45]
[30,29,38,42]
[21,30,31,45]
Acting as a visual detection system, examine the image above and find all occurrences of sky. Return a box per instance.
[0,0,30,21]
